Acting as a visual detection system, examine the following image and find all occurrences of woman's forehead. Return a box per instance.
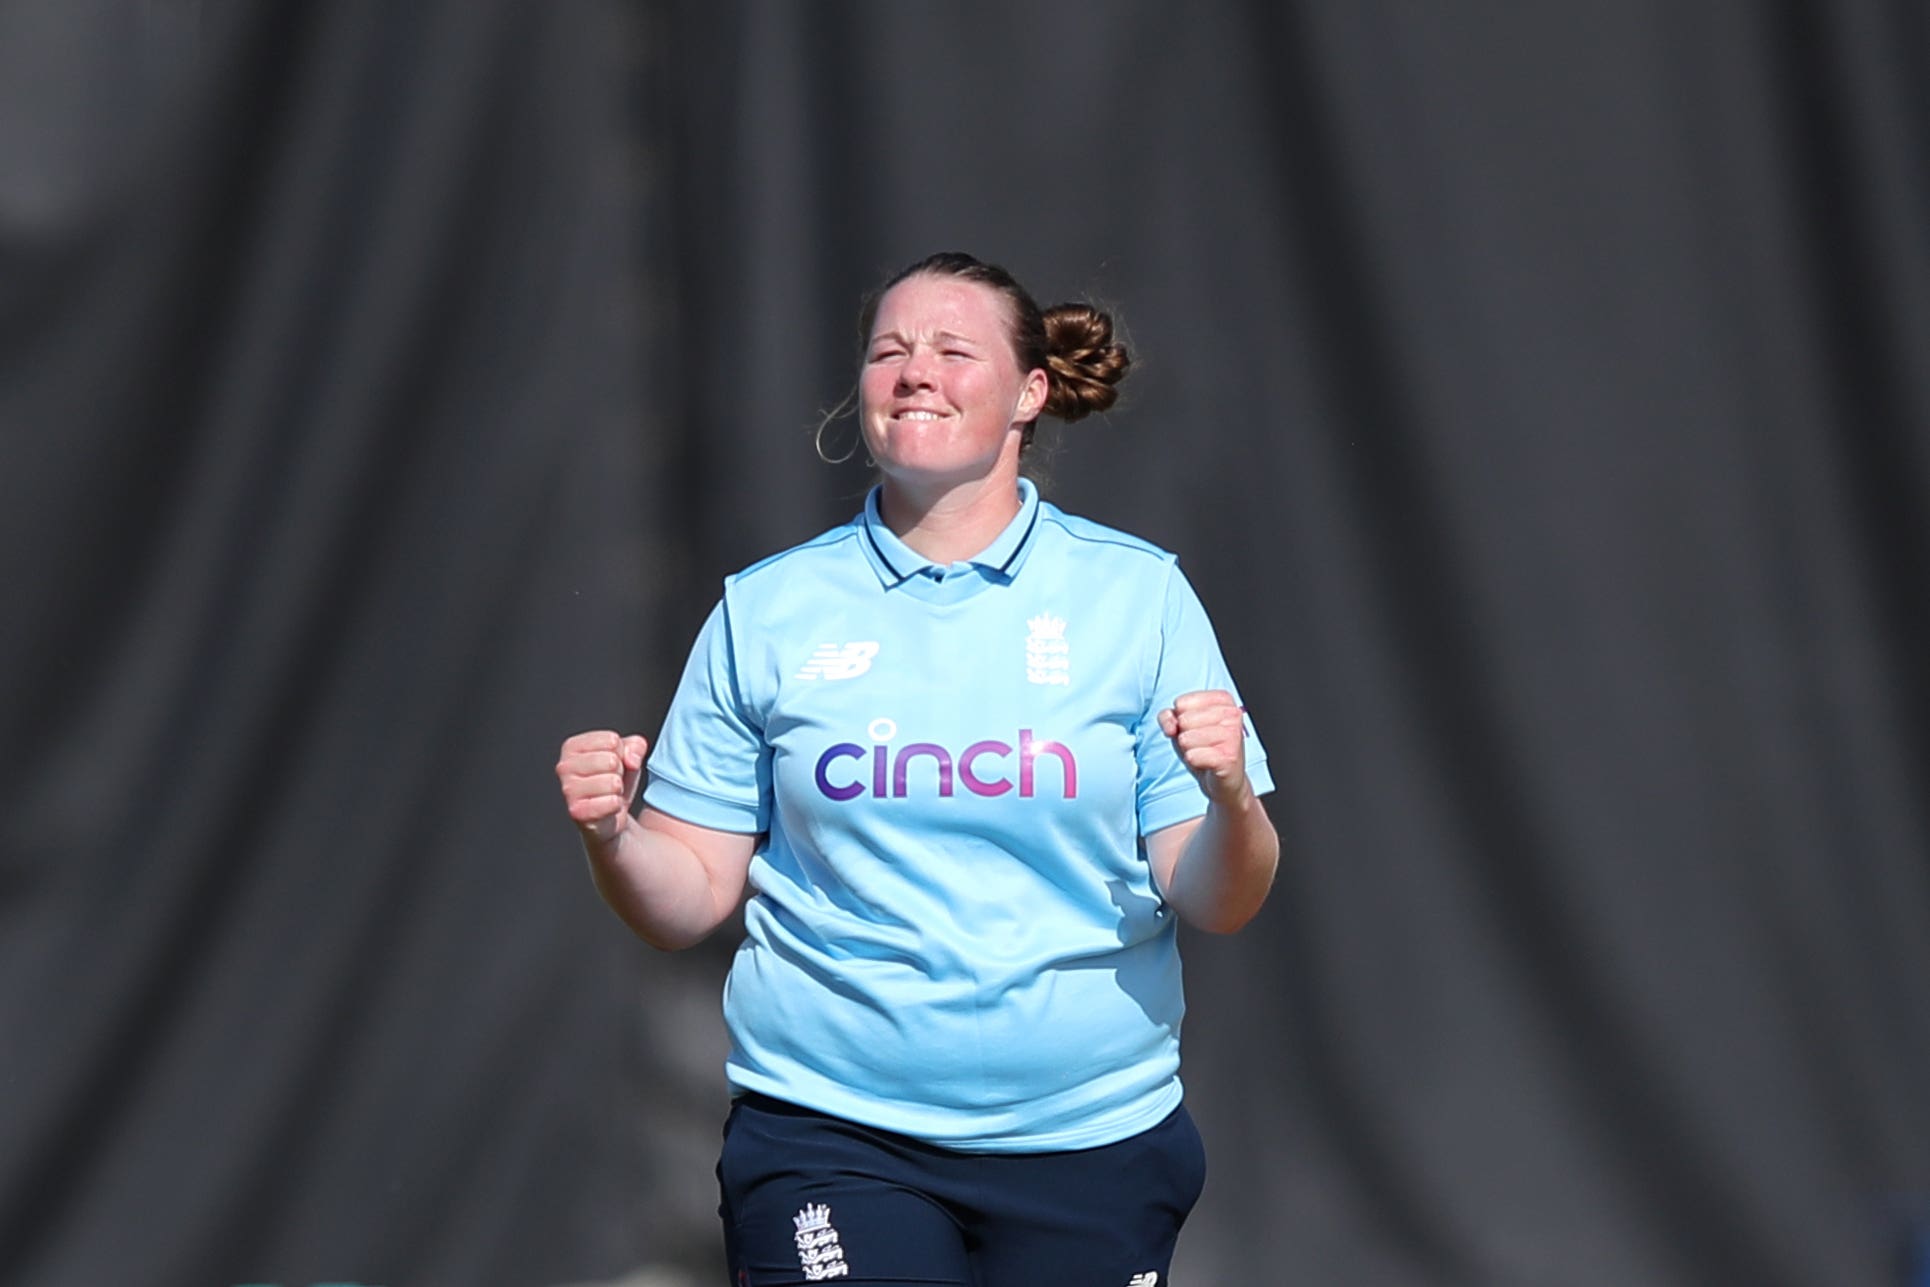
[871,274,1009,336]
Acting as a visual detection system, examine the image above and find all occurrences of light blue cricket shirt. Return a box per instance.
[643,478,1273,1152]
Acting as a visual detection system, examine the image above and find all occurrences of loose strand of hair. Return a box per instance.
[812,384,861,464]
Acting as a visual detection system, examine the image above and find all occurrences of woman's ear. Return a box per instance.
[1017,367,1048,421]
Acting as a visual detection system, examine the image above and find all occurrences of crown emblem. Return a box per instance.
[793,1203,832,1233]
[1026,610,1071,686]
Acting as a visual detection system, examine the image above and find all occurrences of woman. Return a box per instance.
[556,252,1277,1286]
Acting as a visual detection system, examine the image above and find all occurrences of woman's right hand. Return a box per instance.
[555,730,650,847]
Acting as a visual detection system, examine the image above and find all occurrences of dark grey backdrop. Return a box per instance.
[3,3,1927,1285]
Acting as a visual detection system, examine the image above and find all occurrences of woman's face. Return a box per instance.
[859,274,1046,490]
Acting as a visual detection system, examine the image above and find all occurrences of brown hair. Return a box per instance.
[856,251,1131,449]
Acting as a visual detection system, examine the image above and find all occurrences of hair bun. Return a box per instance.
[1040,304,1131,422]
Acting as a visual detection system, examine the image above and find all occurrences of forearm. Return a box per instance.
[1161,785,1279,934]
[583,814,740,951]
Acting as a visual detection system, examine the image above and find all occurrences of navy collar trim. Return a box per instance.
[859,479,1042,585]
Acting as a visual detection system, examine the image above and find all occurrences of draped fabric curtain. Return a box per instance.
[3,3,1926,1285]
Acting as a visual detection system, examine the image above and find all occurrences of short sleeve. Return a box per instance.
[1134,565,1274,836]
[641,599,772,833]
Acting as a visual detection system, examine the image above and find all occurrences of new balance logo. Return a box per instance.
[796,641,879,680]
[1126,1273,1160,1287]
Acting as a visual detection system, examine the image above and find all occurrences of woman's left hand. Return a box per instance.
[1157,689,1251,805]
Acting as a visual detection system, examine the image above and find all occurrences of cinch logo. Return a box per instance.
[813,718,1078,800]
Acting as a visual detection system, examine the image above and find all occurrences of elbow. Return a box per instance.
[592,880,716,952]
[1181,841,1279,935]
[635,923,713,952]
[1186,888,1271,935]
[619,894,735,952]
[1193,911,1257,936]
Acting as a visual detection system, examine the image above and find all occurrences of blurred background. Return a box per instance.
[3,2,1928,1284]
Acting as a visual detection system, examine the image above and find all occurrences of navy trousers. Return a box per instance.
[717,1093,1206,1287]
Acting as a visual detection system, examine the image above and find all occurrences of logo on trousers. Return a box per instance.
[793,1202,849,1280]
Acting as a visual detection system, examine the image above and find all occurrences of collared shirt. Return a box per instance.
[856,477,1043,594]
[644,479,1273,1152]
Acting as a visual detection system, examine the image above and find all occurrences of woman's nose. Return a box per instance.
[896,346,937,389]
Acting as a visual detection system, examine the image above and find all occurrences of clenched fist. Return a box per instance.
[1157,690,1251,806]
[556,730,650,846]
